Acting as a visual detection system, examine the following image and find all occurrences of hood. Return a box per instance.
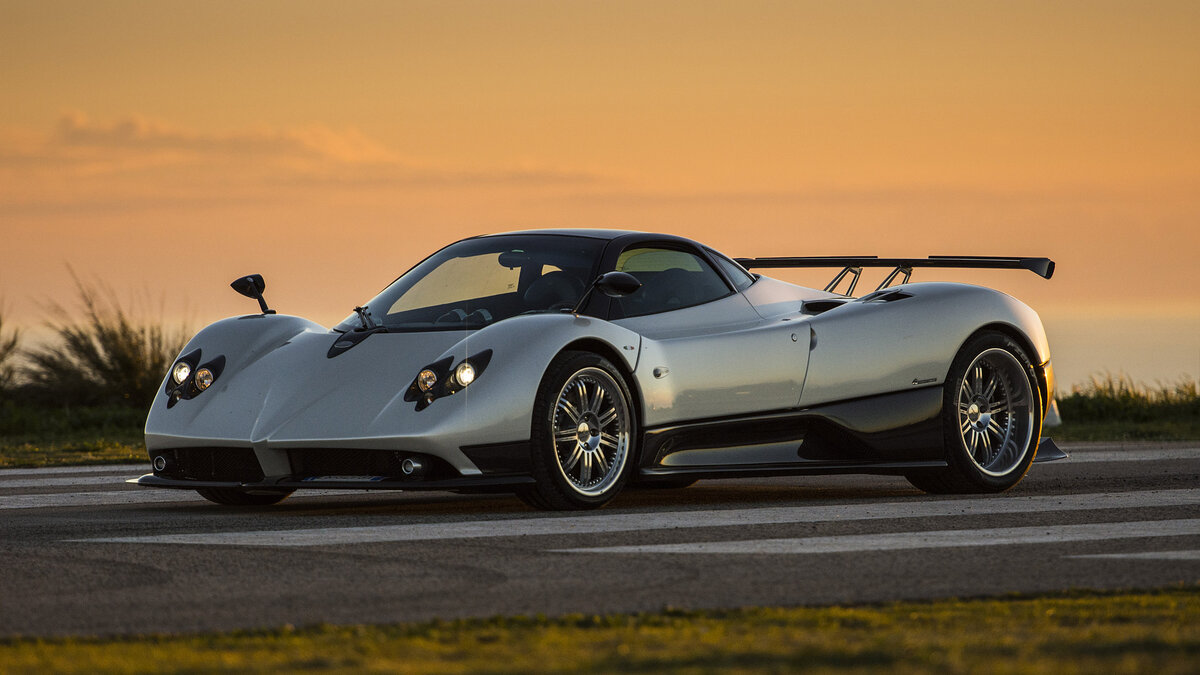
[146,315,470,449]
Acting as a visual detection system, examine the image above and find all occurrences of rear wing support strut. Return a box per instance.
[733,256,1054,295]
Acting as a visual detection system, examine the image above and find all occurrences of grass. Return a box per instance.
[1049,420,1199,442]
[1052,374,1199,442]
[1,587,1197,674]
[0,280,172,467]
[17,278,186,409]
[0,402,146,468]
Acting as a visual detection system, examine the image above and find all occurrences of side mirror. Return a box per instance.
[570,271,642,314]
[594,271,641,297]
[230,274,275,314]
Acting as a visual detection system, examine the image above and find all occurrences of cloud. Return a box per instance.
[53,111,396,164]
[0,112,607,215]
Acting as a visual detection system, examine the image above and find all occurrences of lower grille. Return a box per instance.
[287,448,456,480]
[154,448,264,482]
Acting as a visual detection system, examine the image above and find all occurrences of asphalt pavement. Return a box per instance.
[1,442,1197,637]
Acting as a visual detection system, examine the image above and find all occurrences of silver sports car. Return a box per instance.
[135,229,1063,509]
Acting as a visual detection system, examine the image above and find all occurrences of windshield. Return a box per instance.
[340,234,605,332]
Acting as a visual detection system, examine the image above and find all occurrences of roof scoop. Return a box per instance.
[230,274,276,314]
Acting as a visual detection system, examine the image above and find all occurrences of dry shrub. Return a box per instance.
[0,307,18,395]
[21,275,187,408]
[1058,373,1199,423]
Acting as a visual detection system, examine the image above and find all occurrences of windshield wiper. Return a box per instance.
[352,306,385,332]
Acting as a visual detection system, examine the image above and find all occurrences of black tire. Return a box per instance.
[195,487,294,506]
[520,351,638,510]
[905,332,1043,494]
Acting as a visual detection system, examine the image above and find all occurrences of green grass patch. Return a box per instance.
[1051,375,1199,441]
[1,588,1198,674]
[1057,375,1198,424]
[0,402,146,468]
[0,438,145,468]
[1050,420,1200,442]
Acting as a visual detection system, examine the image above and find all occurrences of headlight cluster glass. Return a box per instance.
[417,369,438,392]
[407,350,492,409]
[194,368,214,391]
[172,361,192,385]
[164,351,225,407]
[453,362,476,387]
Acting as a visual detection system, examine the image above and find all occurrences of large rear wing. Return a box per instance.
[732,255,1055,296]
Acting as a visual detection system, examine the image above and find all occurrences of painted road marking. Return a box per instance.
[1066,449,1199,464]
[0,475,156,489]
[73,488,1200,546]
[0,490,202,509]
[0,464,147,478]
[1068,550,1200,561]
[0,488,382,510]
[558,520,1200,555]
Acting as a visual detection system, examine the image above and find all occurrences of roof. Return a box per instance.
[483,228,649,240]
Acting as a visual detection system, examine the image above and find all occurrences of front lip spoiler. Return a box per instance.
[129,473,535,492]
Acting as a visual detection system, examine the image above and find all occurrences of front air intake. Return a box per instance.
[153,448,264,482]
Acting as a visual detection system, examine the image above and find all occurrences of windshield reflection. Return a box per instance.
[339,235,605,332]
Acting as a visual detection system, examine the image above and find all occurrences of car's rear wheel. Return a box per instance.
[906,332,1043,494]
[519,351,636,510]
[195,487,294,506]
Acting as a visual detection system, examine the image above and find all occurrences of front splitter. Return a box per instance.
[130,473,535,492]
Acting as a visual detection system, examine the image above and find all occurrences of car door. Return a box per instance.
[610,244,809,427]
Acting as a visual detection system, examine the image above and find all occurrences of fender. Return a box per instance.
[800,283,1050,406]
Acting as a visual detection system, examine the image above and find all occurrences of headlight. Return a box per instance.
[417,369,438,392]
[171,361,192,384]
[194,367,214,391]
[406,351,492,410]
[453,361,476,387]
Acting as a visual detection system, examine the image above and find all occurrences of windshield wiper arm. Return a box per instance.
[352,306,383,331]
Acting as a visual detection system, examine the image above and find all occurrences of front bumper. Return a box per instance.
[137,444,535,493]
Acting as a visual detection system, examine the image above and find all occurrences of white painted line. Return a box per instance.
[1062,443,1199,453]
[0,488,392,510]
[0,464,147,477]
[1066,449,1200,464]
[74,488,1200,547]
[0,475,148,489]
[558,519,1200,555]
[1067,550,1200,561]
[0,490,202,509]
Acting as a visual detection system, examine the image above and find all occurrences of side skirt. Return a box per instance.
[638,387,945,477]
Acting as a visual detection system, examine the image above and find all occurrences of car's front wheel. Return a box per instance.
[906,332,1043,494]
[520,351,637,510]
[195,487,294,506]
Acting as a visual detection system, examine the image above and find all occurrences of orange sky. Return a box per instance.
[2,0,1198,387]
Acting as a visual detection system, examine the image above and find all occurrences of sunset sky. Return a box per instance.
[2,0,1198,388]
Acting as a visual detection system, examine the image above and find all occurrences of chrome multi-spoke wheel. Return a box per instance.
[956,348,1035,477]
[907,332,1043,495]
[523,351,637,510]
[552,367,631,496]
